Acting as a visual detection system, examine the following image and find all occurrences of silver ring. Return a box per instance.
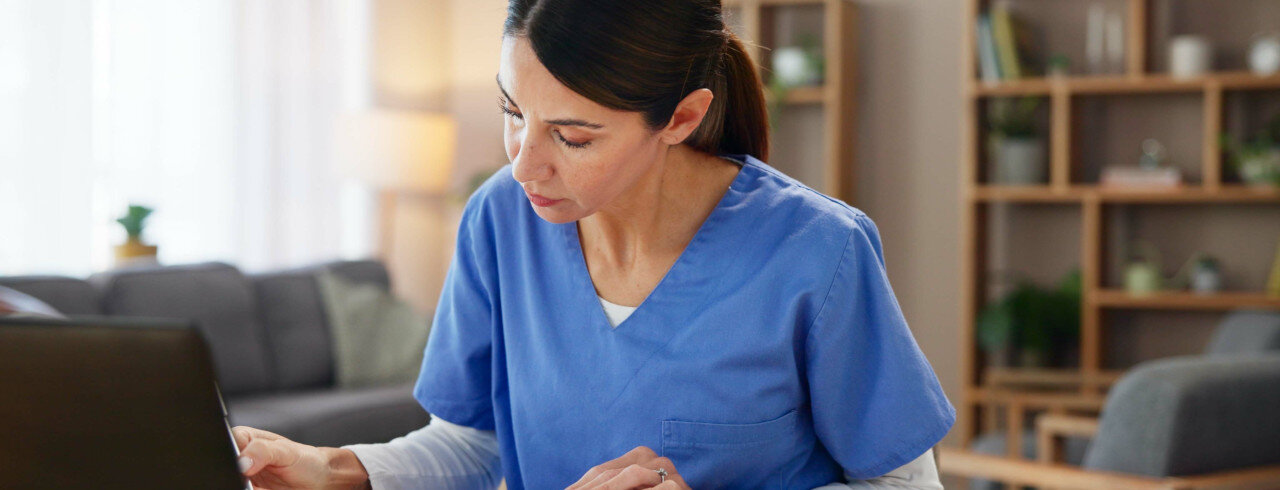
[655,467,667,482]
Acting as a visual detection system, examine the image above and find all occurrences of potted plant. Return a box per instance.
[977,268,1081,368]
[986,97,1047,185]
[1220,113,1280,187]
[114,204,158,265]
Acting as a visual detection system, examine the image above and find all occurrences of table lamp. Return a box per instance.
[335,109,457,259]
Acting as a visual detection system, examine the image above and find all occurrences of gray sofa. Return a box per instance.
[0,260,432,447]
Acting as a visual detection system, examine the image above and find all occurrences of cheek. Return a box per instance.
[503,125,519,162]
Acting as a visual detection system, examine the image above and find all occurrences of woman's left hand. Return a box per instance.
[566,446,692,490]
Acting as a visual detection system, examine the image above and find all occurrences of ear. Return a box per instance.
[657,88,714,146]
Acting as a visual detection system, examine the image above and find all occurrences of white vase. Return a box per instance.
[993,137,1047,184]
[1250,33,1280,76]
[1170,35,1212,79]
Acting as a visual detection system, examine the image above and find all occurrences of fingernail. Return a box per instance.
[238,456,253,473]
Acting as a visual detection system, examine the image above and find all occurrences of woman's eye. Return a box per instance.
[555,130,590,149]
[497,97,523,120]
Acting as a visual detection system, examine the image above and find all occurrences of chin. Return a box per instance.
[528,202,582,224]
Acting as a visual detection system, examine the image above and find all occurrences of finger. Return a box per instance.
[647,481,681,490]
[634,458,689,490]
[598,464,663,490]
[232,426,282,449]
[569,446,658,488]
[239,437,298,477]
[580,467,623,489]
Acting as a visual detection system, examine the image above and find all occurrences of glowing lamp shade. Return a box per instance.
[335,110,457,192]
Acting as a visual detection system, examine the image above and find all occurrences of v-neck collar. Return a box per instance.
[563,154,753,332]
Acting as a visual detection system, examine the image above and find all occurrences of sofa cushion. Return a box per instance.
[251,270,335,391]
[91,262,274,395]
[226,383,430,447]
[0,276,100,316]
[249,260,396,392]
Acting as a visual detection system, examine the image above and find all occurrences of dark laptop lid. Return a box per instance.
[0,317,249,489]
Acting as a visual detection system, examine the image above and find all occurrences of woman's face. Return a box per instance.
[497,36,669,224]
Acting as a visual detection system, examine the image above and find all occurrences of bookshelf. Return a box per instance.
[721,0,858,203]
[957,0,1280,455]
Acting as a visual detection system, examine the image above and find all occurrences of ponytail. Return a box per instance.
[687,32,770,162]
[507,0,771,161]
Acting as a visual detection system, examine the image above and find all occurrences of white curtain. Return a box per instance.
[0,0,375,276]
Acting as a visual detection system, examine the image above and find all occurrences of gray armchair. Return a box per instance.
[963,309,1280,489]
[944,354,1280,489]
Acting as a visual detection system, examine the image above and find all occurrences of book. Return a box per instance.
[1099,166,1183,188]
[990,3,1021,79]
[977,14,1002,83]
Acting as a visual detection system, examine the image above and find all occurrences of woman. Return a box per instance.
[232,0,954,488]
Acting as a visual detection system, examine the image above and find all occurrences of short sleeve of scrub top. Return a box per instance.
[413,154,955,490]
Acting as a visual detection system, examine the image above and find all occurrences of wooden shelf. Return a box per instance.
[785,85,825,104]
[1093,290,1280,311]
[956,0,1280,453]
[723,0,857,202]
[968,71,1280,98]
[970,184,1280,203]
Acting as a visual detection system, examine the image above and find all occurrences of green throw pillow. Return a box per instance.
[316,270,431,388]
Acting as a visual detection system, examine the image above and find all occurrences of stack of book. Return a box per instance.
[1099,166,1184,188]
[976,1,1042,83]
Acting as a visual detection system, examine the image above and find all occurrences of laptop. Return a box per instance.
[0,317,253,489]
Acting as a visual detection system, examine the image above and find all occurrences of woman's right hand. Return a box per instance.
[232,426,370,490]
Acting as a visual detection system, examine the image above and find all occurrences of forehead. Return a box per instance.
[497,37,605,114]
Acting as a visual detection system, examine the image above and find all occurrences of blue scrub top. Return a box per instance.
[414,154,955,489]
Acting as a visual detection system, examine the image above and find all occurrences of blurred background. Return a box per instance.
[4,0,1280,488]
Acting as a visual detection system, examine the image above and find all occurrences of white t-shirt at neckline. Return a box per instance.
[597,294,639,328]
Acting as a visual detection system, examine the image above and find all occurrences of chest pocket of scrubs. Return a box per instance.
[660,409,805,488]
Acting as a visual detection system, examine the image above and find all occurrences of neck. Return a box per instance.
[577,145,733,271]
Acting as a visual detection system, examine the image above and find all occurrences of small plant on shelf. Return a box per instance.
[1220,113,1280,187]
[985,97,1047,185]
[977,268,1081,368]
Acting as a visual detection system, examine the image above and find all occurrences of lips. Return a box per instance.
[526,191,563,207]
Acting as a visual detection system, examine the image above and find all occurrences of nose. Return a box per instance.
[510,133,553,184]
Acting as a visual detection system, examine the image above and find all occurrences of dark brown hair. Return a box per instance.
[504,0,770,161]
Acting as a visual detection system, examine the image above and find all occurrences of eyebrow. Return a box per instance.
[496,74,605,130]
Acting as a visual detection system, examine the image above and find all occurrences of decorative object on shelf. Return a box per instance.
[1047,53,1071,78]
[1249,31,1280,76]
[1100,139,1183,188]
[114,204,158,267]
[1169,35,1213,79]
[1123,240,1163,295]
[977,268,1081,368]
[1104,6,1125,74]
[986,97,1046,184]
[1268,237,1280,298]
[766,34,824,130]
[1167,252,1223,294]
[770,36,823,87]
[1220,113,1280,187]
[1086,2,1124,75]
